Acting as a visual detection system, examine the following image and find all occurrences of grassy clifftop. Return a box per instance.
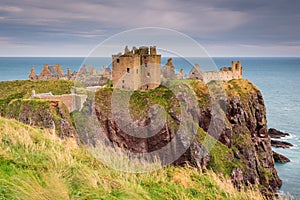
[0,80,74,116]
[0,117,264,200]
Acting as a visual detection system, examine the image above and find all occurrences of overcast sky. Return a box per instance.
[0,0,299,57]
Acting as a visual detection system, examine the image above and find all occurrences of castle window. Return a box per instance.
[122,80,125,83]
[145,63,147,67]
[147,72,150,77]
[136,69,138,74]
[117,58,120,63]
[127,68,130,73]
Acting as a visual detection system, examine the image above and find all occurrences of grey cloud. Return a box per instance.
[0,0,299,56]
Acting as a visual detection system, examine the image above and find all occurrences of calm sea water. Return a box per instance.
[0,57,299,197]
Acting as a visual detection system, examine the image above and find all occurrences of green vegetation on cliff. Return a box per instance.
[196,128,236,177]
[0,117,264,200]
[0,79,278,199]
[6,99,76,138]
[0,80,73,116]
[93,79,280,198]
[224,79,259,100]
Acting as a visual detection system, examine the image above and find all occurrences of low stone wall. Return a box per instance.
[39,94,87,112]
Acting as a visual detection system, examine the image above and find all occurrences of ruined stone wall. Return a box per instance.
[203,71,235,83]
[39,94,87,112]
[202,61,243,83]
[39,64,52,80]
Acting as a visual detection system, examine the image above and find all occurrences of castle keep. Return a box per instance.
[112,46,161,90]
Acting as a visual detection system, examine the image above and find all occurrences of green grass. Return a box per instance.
[0,80,74,116]
[224,79,259,100]
[0,117,265,200]
[196,128,236,177]
[0,80,74,99]
[0,79,273,199]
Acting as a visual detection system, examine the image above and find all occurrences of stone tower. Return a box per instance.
[112,46,161,90]
[231,60,242,79]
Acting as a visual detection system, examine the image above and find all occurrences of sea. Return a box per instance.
[0,57,299,198]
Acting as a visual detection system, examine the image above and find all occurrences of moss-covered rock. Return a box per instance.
[93,79,281,198]
[6,99,76,138]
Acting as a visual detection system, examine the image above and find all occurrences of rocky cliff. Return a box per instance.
[6,99,77,138]
[92,79,282,198]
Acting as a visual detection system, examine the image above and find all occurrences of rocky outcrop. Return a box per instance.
[268,128,292,163]
[273,151,290,163]
[6,99,77,138]
[92,79,282,197]
[268,128,289,138]
[223,80,282,196]
[271,140,293,148]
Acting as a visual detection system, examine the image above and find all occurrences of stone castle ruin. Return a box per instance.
[27,46,243,91]
[28,64,111,81]
[161,58,184,80]
[31,89,87,113]
[112,46,161,90]
[189,61,243,83]
[112,46,243,90]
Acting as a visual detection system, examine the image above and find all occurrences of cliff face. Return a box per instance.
[224,80,282,193]
[6,99,77,138]
[93,79,281,197]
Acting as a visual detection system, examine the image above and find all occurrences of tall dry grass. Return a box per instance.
[0,117,267,200]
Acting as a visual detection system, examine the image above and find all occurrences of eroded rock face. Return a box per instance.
[224,87,282,194]
[6,99,77,138]
[93,80,282,197]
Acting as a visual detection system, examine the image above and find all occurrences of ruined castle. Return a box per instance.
[28,46,243,91]
[189,61,243,83]
[112,46,161,90]
[28,64,111,81]
[112,46,243,90]
[29,64,75,81]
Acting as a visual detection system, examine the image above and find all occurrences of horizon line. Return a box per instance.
[0,56,300,58]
